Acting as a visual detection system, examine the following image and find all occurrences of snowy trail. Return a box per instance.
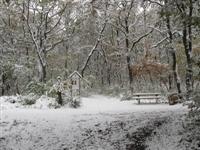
[0,95,187,150]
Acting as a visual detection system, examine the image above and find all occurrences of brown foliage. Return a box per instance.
[131,60,169,78]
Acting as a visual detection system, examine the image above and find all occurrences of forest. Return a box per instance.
[0,0,200,99]
[0,0,200,150]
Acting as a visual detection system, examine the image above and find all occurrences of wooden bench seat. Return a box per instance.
[131,96,162,99]
[123,93,162,104]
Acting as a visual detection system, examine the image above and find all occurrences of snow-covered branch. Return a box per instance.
[145,0,163,7]
[130,29,153,51]
[23,13,45,67]
[46,39,64,52]
[151,37,168,48]
[81,21,107,77]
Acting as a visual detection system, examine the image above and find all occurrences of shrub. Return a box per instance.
[68,96,81,108]
[25,80,52,95]
[19,93,39,105]
[121,90,133,101]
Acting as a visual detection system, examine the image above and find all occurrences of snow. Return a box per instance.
[0,96,21,110]
[0,95,188,150]
[33,95,59,109]
[145,113,186,150]
[0,95,58,110]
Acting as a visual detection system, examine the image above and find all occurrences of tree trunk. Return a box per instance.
[107,64,111,86]
[188,0,193,89]
[42,65,47,83]
[182,1,193,99]
[15,80,20,95]
[171,52,181,94]
[165,11,182,94]
[38,60,47,83]
[64,44,68,78]
[183,24,192,99]
[1,72,5,96]
[125,18,133,93]
[127,56,133,89]
[57,91,62,105]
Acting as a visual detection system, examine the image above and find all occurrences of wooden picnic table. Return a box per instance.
[130,93,162,104]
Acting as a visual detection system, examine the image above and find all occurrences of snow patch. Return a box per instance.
[0,95,59,110]
[32,95,59,109]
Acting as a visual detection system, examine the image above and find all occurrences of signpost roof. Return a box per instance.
[68,71,82,79]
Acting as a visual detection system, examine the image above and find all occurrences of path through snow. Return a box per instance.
[0,95,187,150]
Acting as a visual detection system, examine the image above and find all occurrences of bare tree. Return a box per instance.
[23,0,67,83]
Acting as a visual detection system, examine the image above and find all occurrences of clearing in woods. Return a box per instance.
[0,95,187,150]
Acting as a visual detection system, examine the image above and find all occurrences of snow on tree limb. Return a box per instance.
[46,39,64,52]
[145,0,163,7]
[81,21,107,77]
[130,29,153,51]
[151,37,168,48]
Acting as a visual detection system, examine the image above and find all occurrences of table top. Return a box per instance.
[132,93,161,96]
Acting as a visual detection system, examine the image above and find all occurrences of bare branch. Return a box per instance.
[151,37,168,48]
[46,4,67,35]
[46,39,64,52]
[145,0,163,7]
[81,21,107,77]
[108,22,126,35]
[130,29,153,51]
[127,0,134,19]
[23,13,45,66]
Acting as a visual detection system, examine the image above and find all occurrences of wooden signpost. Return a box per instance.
[68,71,82,97]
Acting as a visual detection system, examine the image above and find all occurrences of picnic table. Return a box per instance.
[124,93,162,104]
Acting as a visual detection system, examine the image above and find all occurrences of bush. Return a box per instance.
[68,97,81,108]
[120,89,133,101]
[25,80,52,95]
[19,93,39,105]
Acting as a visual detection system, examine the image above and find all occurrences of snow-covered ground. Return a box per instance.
[0,95,188,150]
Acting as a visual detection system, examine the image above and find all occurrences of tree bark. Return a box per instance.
[57,91,63,105]
[125,18,133,93]
[1,72,5,96]
[182,0,193,100]
[165,9,182,94]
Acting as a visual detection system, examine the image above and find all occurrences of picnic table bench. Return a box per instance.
[124,93,162,104]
